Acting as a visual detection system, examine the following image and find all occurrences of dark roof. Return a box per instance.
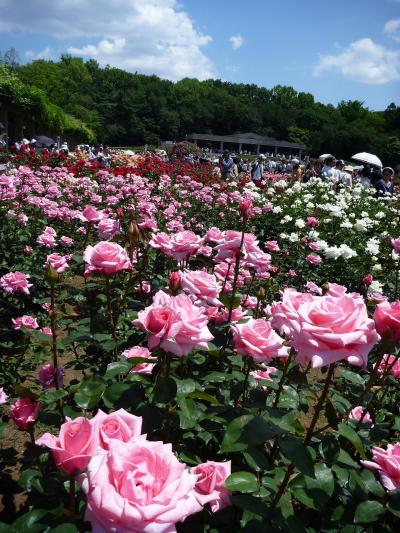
[186,131,305,149]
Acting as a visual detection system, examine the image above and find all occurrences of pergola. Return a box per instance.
[186,132,305,157]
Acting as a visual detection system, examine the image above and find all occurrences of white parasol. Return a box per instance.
[319,153,333,161]
[351,152,382,168]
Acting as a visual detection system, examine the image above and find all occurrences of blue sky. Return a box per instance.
[0,0,399,110]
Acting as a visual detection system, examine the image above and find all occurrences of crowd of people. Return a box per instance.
[218,150,397,196]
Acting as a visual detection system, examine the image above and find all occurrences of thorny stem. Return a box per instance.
[272,350,294,408]
[105,276,118,361]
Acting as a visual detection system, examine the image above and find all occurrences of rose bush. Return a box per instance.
[0,153,399,532]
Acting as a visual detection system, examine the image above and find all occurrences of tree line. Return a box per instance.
[1,51,399,164]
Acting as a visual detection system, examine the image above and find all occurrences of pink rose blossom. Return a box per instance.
[390,236,400,254]
[11,397,42,430]
[60,236,74,247]
[349,406,372,423]
[180,269,222,306]
[96,218,120,240]
[84,241,132,276]
[36,226,57,248]
[265,240,280,252]
[133,290,213,357]
[90,408,143,451]
[308,242,320,251]
[361,443,400,491]
[44,253,70,274]
[0,271,32,295]
[190,461,231,512]
[373,301,400,342]
[231,318,289,363]
[306,253,322,266]
[81,205,104,223]
[288,293,380,368]
[326,283,348,297]
[271,288,314,337]
[205,227,224,244]
[12,315,39,330]
[36,417,96,475]
[24,245,33,255]
[39,364,64,388]
[363,274,373,286]
[305,281,322,295]
[242,295,258,309]
[306,216,319,228]
[81,439,201,532]
[122,346,156,375]
[41,326,52,336]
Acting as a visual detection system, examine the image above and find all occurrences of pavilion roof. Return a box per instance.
[186,132,305,149]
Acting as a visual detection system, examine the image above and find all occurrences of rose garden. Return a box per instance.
[0,150,399,532]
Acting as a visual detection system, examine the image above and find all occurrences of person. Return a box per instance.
[341,165,353,187]
[219,150,234,180]
[321,156,338,181]
[251,158,264,183]
[292,163,303,182]
[382,167,395,194]
[232,157,239,180]
[303,162,316,183]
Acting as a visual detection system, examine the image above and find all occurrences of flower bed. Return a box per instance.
[0,157,399,531]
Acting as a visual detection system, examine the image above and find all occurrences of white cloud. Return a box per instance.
[25,47,53,60]
[229,34,244,50]
[0,0,214,80]
[313,38,400,84]
[384,18,400,42]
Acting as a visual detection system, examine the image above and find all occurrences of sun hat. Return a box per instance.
[382,167,394,175]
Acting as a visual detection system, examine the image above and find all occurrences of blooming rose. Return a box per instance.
[305,281,322,295]
[36,417,96,475]
[122,346,156,375]
[81,439,201,533]
[0,387,8,405]
[204,227,224,244]
[265,240,280,252]
[190,461,231,512]
[169,271,181,292]
[373,301,400,342]
[270,288,314,337]
[36,226,57,248]
[24,245,33,255]
[306,253,322,266]
[96,218,120,240]
[84,242,132,276]
[376,354,400,378]
[390,236,400,254]
[39,364,64,388]
[288,293,380,368]
[363,274,373,286]
[90,408,143,451]
[81,205,104,223]
[12,315,39,330]
[306,216,318,228]
[180,269,222,306]
[361,443,400,491]
[349,406,372,423]
[231,318,289,363]
[60,236,74,247]
[326,283,347,297]
[133,291,213,357]
[0,271,32,295]
[168,231,204,261]
[44,253,70,274]
[11,397,42,430]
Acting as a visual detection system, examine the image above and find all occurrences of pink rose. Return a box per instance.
[11,397,42,430]
[390,236,400,254]
[123,346,156,375]
[373,301,400,342]
[38,364,64,388]
[36,226,57,248]
[306,253,321,266]
[81,439,201,532]
[308,242,320,251]
[24,245,33,255]
[84,241,132,276]
[349,406,372,423]
[90,408,143,450]
[376,354,400,378]
[190,461,231,512]
[305,281,322,295]
[133,290,213,357]
[231,318,289,363]
[168,231,204,261]
[271,288,314,337]
[60,236,74,247]
[217,305,248,324]
[36,417,96,475]
[326,283,348,297]
[250,366,277,384]
[265,240,280,252]
[41,326,52,336]
[287,269,297,277]
[204,227,224,244]
[361,443,400,491]
[0,271,32,295]
[96,218,120,240]
[169,271,181,292]
[242,296,258,309]
[44,253,70,274]
[288,293,380,368]
[82,205,104,223]
[306,216,318,228]
[12,315,39,330]
[0,387,8,405]
[180,269,222,306]
[363,274,373,286]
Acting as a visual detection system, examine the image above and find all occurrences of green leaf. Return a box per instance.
[340,368,365,386]
[220,292,242,309]
[388,490,400,518]
[220,415,253,453]
[241,416,284,446]
[325,400,339,429]
[279,436,315,477]
[153,375,177,404]
[13,383,39,401]
[289,463,334,510]
[102,383,134,408]
[13,509,51,530]
[176,378,196,394]
[319,435,340,464]
[338,422,366,459]
[18,469,43,491]
[230,494,269,518]
[177,397,197,429]
[187,391,220,404]
[48,525,79,533]
[105,360,132,378]
[40,389,68,405]
[225,472,259,493]
[354,500,385,524]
